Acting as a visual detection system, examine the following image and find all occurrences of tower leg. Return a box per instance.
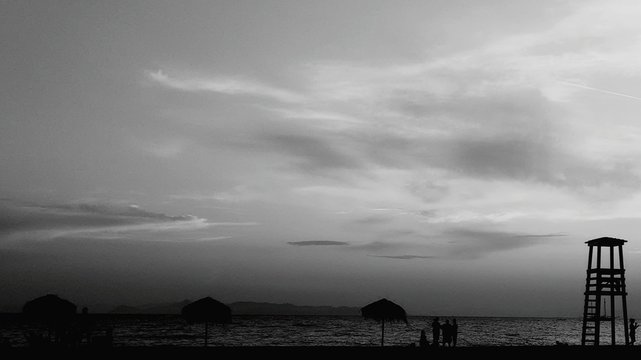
[582,245,594,346]
[610,246,615,346]
[595,246,602,346]
[620,245,629,345]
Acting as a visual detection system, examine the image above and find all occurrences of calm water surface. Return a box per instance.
[0,314,630,347]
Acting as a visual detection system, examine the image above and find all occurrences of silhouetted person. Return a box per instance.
[431,317,441,346]
[78,307,95,345]
[452,318,458,347]
[419,329,429,348]
[630,318,639,345]
[442,319,452,347]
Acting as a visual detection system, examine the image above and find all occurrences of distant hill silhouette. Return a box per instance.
[110,300,192,314]
[229,302,360,316]
[108,300,360,316]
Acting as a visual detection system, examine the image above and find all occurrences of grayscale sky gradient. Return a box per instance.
[2,0,641,316]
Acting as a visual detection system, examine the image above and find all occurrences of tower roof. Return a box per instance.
[586,236,627,246]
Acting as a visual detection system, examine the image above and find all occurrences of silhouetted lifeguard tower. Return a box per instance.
[581,237,629,346]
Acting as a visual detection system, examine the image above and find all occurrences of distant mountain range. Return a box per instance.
[109,300,192,315]
[108,300,361,316]
[227,302,360,316]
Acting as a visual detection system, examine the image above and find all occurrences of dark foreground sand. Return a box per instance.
[3,345,641,360]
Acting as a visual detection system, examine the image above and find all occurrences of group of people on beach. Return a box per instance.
[419,317,458,348]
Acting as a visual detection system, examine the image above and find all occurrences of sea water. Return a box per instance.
[0,314,631,347]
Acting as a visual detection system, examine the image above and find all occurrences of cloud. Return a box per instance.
[259,132,362,173]
[351,216,393,225]
[145,3,641,191]
[140,0,641,238]
[441,229,566,259]
[241,2,641,188]
[244,111,640,191]
[170,185,269,204]
[0,200,254,242]
[199,68,640,191]
[138,139,185,159]
[0,202,188,233]
[346,229,566,260]
[191,236,234,242]
[370,254,435,260]
[55,203,195,222]
[146,69,304,103]
[514,233,567,238]
[287,241,348,246]
[349,241,398,252]
[259,106,365,131]
[558,81,641,102]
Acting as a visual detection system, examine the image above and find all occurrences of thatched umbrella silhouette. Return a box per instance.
[361,298,407,346]
[181,297,231,346]
[22,294,77,343]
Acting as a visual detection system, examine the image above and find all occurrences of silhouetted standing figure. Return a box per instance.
[452,318,458,347]
[442,319,452,347]
[431,317,440,347]
[630,319,639,345]
[419,329,429,348]
[78,307,94,345]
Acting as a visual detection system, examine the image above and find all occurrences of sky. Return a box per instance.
[2,0,641,317]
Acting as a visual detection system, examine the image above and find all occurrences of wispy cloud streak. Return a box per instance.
[146,69,304,103]
[0,201,257,243]
[370,254,434,260]
[287,241,348,246]
[559,81,641,102]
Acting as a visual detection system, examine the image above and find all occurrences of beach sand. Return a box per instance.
[3,345,641,359]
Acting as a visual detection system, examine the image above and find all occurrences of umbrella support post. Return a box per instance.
[205,322,208,347]
[381,320,384,347]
